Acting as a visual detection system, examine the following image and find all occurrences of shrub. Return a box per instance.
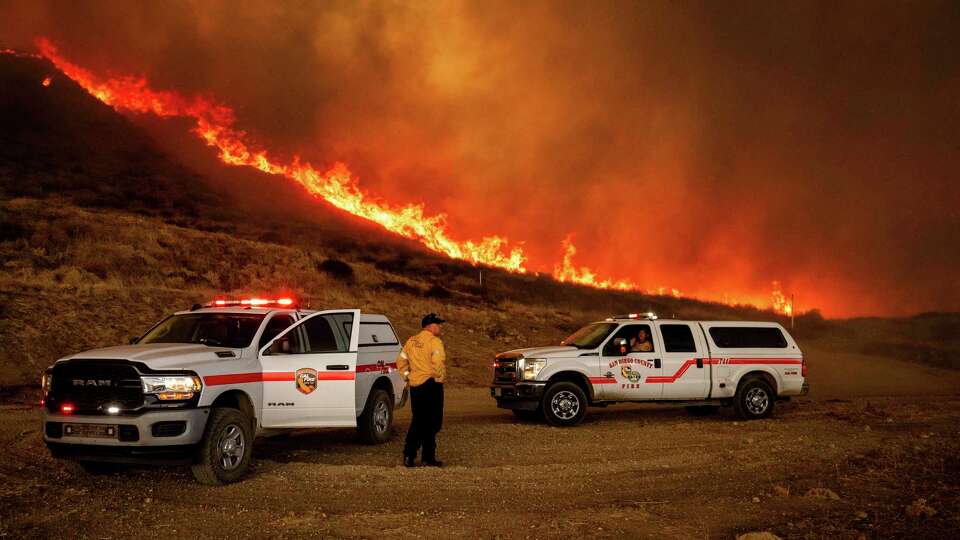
[317,258,355,282]
[258,231,284,244]
[381,280,421,296]
[0,210,29,242]
[375,254,410,275]
[425,285,452,299]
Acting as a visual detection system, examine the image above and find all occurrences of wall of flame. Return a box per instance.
[5,1,959,317]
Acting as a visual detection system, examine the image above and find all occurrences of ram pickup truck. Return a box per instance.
[40,297,406,484]
[491,314,807,426]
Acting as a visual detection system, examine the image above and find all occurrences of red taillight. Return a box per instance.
[61,404,75,414]
[801,357,807,377]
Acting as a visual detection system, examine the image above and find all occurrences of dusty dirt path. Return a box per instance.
[1,387,958,539]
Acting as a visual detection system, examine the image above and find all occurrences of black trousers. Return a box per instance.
[404,378,444,460]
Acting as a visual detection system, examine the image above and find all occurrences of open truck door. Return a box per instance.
[259,309,360,427]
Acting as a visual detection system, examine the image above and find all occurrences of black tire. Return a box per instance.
[542,382,588,427]
[733,377,776,420]
[512,408,543,422]
[357,388,393,444]
[685,405,720,417]
[191,407,253,485]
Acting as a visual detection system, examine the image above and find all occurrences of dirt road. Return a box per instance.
[1,386,958,539]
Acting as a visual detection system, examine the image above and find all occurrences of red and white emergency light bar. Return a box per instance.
[204,297,296,308]
[607,312,658,321]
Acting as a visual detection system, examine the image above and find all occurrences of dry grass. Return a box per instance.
[0,196,956,390]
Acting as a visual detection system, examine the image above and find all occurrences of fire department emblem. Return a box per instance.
[621,366,642,383]
[295,368,318,395]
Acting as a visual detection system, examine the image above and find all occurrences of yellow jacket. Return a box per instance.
[397,330,446,386]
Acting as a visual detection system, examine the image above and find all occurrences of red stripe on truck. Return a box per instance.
[356,362,398,373]
[643,357,804,385]
[204,371,356,386]
[204,372,284,385]
[727,358,803,365]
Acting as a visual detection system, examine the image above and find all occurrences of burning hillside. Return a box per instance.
[34,39,527,273]
[26,39,801,314]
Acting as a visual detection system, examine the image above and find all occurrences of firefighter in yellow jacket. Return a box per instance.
[397,313,446,467]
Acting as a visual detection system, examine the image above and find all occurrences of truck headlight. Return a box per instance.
[519,358,546,381]
[141,375,202,400]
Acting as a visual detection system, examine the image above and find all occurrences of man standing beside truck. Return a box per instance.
[397,313,447,467]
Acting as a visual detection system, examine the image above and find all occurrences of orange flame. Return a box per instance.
[771,281,794,316]
[553,235,638,291]
[2,48,40,59]
[35,38,526,272]
[32,38,799,315]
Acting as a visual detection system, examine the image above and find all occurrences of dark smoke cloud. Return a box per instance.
[2,0,958,316]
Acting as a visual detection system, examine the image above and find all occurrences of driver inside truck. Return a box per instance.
[630,328,653,352]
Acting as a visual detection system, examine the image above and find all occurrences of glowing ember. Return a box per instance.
[41,76,51,87]
[1,48,40,58]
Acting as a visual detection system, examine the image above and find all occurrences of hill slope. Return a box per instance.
[0,54,957,394]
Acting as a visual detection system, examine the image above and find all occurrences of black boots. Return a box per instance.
[403,455,443,467]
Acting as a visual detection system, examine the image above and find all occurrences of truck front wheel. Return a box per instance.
[542,382,587,427]
[357,388,393,444]
[191,407,253,485]
[733,378,775,420]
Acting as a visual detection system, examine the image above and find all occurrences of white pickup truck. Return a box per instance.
[40,298,406,484]
[491,314,808,426]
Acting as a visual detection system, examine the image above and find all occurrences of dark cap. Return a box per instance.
[421,313,446,327]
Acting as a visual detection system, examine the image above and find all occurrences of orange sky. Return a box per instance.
[2,1,959,317]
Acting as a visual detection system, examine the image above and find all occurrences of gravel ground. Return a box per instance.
[1,388,958,539]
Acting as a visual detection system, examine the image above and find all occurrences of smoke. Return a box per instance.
[2,0,959,316]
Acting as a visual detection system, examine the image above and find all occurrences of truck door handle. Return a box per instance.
[326,364,349,371]
[696,358,703,368]
[604,371,614,378]
[653,358,661,369]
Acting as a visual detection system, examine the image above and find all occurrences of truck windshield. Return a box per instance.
[561,323,618,349]
[139,313,266,348]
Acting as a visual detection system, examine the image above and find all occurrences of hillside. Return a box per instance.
[1,53,958,393]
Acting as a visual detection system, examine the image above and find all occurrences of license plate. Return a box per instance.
[494,388,502,397]
[64,423,118,439]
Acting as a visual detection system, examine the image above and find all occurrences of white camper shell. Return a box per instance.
[491,315,808,426]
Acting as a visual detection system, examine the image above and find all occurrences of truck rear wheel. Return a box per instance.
[542,382,587,427]
[357,388,393,444]
[191,407,253,485]
[733,378,775,420]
